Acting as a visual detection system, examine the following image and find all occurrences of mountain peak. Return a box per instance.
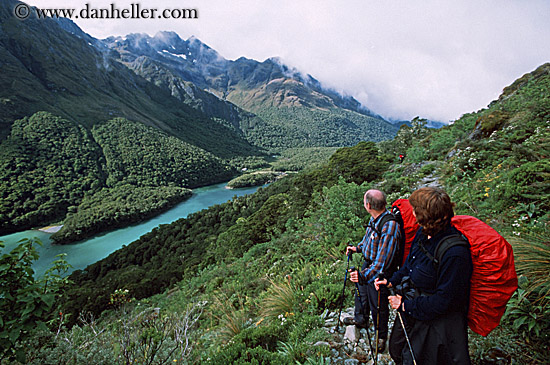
[187,35,200,43]
[152,31,188,51]
[185,36,225,64]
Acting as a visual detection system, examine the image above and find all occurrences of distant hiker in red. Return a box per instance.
[375,187,472,365]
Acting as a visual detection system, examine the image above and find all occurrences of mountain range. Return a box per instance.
[0,0,398,239]
[102,31,397,149]
[1,0,397,149]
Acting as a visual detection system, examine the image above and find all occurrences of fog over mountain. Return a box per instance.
[102,31,380,118]
[0,0,400,237]
[25,0,550,123]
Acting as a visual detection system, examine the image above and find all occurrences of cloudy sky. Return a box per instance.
[26,0,550,122]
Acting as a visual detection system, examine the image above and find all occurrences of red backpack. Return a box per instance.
[394,200,518,336]
[390,199,419,266]
[371,199,419,275]
[450,215,518,336]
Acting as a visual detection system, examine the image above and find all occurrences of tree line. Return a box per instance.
[0,112,238,242]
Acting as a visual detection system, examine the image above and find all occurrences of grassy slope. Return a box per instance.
[47,63,550,364]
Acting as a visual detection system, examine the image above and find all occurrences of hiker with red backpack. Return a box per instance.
[345,189,402,355]
[375,187,473,364]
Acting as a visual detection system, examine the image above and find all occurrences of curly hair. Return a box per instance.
[409,187,454,237]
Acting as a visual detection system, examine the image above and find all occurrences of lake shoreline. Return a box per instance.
[0,182,260,277]
[38,225,63,233]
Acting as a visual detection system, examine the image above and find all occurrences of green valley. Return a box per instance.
[0,0,548,362]
[0,0,399,242]
[10,62,544,364]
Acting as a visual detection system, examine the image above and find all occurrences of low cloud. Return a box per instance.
[27,0,550,122]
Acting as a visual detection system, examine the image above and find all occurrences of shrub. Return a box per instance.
[328,141,389,185]
[509,234,550,304]
[216,308,250,345]
[277,340,308,363]
[0,238,70,362]
[297,177,367,257]
[504,160,550,210]
[405,146,426,163]
[206,341,290,364]
[503,276,550,341]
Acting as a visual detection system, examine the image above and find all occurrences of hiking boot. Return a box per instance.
[342,317,367,328]
[377,338,386,353]
[342,317,355,325]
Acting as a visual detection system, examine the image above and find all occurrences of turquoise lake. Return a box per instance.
[0,182,260,276]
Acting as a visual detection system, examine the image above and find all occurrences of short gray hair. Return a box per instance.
[365,190,387,211]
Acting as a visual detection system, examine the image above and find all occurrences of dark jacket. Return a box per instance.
[389,224,472,321]
[389,224,473,364]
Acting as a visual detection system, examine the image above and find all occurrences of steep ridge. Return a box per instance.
[125,55,285,146]
[105,31,398,148]
[0,0,259,158]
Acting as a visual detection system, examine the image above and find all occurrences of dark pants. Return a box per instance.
[402,311,471,365]
[389,311,415,364]
[354,278,390,339]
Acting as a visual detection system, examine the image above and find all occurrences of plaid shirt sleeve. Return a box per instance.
[361,217,400,283]
[356,232,369,254]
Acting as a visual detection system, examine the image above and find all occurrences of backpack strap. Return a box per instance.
[368,211,402,275]
[420,233,470,274]
[434,234,470,268]
[368,211,396,237]
[418,237,435,263]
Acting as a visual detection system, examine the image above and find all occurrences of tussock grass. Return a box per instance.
[260,278,298,323]
[510,233,550,304]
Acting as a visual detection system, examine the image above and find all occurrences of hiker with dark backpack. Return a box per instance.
[346,189,401,354]
[375,187,473,364]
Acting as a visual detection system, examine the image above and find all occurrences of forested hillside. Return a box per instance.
[0,112,104,234]
[251,107,396,147]
[0,113,236,241]
[91,118,234,188]
[9,63,543,364]
[0,1,400,242]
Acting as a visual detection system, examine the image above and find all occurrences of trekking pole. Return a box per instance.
[374,273,383,362]
[389,287,417,365]
[374,287,380,363]
[351,266,376,365]
[335,251,352,332]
